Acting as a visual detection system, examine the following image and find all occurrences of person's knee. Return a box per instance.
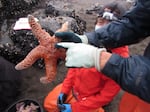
[43,94,59,112]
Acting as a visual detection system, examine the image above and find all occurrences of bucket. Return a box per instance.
[5,99,44,112]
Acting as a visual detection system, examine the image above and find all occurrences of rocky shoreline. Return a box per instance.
[0,0,148,112]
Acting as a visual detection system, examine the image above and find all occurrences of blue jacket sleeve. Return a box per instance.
[86,0,150,48]
[101,54,150,103]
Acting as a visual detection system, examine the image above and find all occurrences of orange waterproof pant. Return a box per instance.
[119,92,150,112]
[44,83,104,112]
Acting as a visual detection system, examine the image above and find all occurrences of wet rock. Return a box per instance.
[0,0,40,26]
[45,4,74,17]
[39,16,82,34]
[45,4,59,17]
[85,3,103,15]
[45,2,86,34]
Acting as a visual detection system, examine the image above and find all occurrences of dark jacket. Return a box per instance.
[86,0,150,103]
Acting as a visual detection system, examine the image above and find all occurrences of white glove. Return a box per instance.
[75,34,88,44]
[56,42,106,71]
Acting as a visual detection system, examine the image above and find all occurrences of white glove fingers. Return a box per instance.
[58,43,106,70]
[65,47,80,67]
[57,42,76,49]
[75,34,88,44]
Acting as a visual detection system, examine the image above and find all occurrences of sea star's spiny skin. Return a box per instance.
[15,15,67,84]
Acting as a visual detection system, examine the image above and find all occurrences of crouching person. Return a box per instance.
[44,66,121,112]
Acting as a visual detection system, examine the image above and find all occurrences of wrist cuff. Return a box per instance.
[95,48,106,71]
[75,34,88,44]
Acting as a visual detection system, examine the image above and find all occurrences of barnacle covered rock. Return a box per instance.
[0,0,40,19]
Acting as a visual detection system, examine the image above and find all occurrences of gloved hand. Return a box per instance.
[56,42,106,71]
[57,93,67,104]
[58,104,72,112]
[55,32,88,44]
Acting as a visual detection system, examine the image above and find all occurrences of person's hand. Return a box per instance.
[55,32,88,44]
[58,104,72,112]
[56,42,106,71]
[57,93,67,104]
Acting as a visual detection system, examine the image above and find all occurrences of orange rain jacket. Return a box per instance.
[61,67,120,112]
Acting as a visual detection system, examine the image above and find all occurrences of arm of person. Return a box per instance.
[55,1,150,49]
[70,74,120,111]
[61,68,75,94]
[56,43,150,103]
[86,0,150,48]
[57,68,75,108]
[101,52,150,103]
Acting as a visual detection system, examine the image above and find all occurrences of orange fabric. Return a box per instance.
[111,46,129,58]
[98,108,105,112]
[119,92,150,112]
[44,83,104,112]
[89,108,105,112]
[61,68,120,112]
[44,84,76,112]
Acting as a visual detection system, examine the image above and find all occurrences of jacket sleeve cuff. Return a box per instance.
[101,54,123,80]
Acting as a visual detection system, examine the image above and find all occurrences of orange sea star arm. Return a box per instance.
[15,46,47,70]
[40,56,57,83]
[28,15,52,44]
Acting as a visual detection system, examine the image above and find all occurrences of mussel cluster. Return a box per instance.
[0,0,40,26]
[71,15,86,34]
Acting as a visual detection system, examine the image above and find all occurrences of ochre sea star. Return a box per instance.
[15,15,67,84]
